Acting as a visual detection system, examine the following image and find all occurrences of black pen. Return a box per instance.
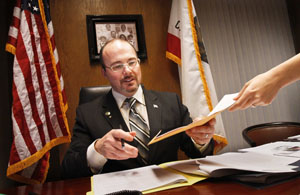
[119,124,125,148]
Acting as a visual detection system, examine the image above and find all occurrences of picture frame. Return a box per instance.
[86,14,147,64]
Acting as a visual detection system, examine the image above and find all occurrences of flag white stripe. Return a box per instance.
[14,59,41,153]
[48,21,54,38]
[53,48,59,65]
[12,114,31,160]
[8,26,18,40]
[13,6,21,19]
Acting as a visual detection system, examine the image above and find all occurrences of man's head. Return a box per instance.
[121,24,126,32]
[105,24,111,31]
[111,31,116,38]
[100,39,142,97]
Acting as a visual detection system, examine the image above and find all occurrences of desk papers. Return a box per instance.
[148,93,238,145]
[165,152,298,178]
[91,165,206,195]
[239,141,300,158]
[162,141,300,184]
[89,141,300,194]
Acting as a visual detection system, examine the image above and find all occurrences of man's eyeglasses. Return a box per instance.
[106,58,140,72]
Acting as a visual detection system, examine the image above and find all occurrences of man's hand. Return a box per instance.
[185,118,216,145]
[94,129,138,160]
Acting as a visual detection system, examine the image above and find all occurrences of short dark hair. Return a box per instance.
[99,38,138,70]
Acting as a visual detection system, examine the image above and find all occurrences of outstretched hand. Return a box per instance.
[94,129,138,160]
[229,71,280,111]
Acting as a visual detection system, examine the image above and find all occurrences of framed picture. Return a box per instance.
[86,14,147,64]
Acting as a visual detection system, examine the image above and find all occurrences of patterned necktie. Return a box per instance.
[126,97,150,164]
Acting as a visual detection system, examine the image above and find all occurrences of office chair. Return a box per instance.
[79,85,111,105]
[242,122,300,147]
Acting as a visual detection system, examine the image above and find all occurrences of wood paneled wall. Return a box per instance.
[49,0,180,158]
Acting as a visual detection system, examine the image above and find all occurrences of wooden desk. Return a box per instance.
[1,176,300,195]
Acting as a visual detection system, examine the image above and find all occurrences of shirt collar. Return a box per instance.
[112,85,145,108]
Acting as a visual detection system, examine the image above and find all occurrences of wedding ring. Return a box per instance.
[205,134,208,138]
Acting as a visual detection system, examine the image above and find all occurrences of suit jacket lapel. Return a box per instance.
[101,90,129,132]
[143,89,162,139]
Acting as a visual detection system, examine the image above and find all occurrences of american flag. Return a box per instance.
[6,0,70,184]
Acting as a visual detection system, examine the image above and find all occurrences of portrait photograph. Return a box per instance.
[86,15,147,63]
[95,22,139,53]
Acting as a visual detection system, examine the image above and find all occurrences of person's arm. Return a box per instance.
[229,54,300,111]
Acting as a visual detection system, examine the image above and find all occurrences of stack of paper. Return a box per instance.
[163,141,300,184]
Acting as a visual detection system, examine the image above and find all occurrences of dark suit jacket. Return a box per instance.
[62,87,214,179]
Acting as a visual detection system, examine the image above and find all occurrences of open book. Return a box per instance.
[148,93,238,145]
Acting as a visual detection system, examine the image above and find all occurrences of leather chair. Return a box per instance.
[242,122,300,147]
[79,85,111,105]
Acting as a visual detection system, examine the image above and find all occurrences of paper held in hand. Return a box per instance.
[148,93,238,145]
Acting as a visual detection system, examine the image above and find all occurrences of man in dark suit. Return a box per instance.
[62,39,216,179]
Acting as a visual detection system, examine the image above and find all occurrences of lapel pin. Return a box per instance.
[153,104,158,108]
[105,111,112,118]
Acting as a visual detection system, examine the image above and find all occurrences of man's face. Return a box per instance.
[121,24,126,32]
[106,24,111,31]
[102,40,141,97]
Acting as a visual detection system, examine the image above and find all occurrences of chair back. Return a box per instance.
[79,86,111,105]
[242,122,300,147]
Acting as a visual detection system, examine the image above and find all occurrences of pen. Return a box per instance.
[119,124,125,149]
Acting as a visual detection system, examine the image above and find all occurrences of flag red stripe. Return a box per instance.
[8,141,21,164]
[167,32,181,59]
[30,152,49,182]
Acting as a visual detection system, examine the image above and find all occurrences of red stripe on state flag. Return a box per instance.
[167,32,181,59]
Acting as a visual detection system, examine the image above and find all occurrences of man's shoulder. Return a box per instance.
[144,89,180,103]
[77,95,106,111]
[145,89,179,98]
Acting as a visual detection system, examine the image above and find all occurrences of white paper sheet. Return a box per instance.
[93,165,187,194]
[208,93,238,116]
[239,141,300,158]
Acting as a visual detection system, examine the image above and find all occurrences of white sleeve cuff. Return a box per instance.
[87,140,108,173]
[191,138,209,153]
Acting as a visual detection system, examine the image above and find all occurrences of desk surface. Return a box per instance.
[1,176,300,195]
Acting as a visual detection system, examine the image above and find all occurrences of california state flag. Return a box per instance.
[166,0,227,153]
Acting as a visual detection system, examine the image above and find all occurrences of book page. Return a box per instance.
[92,165,187,194]
[148,93,238,145]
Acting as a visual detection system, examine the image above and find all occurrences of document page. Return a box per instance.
[239,141,300,158]
[164,152,298,178]
[148,93,238,145]
[92,165,187,194]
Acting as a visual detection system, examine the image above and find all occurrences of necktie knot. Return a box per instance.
[125,97,136,109]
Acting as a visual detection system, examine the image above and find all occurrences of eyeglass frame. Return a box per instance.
[105,58,141,72]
